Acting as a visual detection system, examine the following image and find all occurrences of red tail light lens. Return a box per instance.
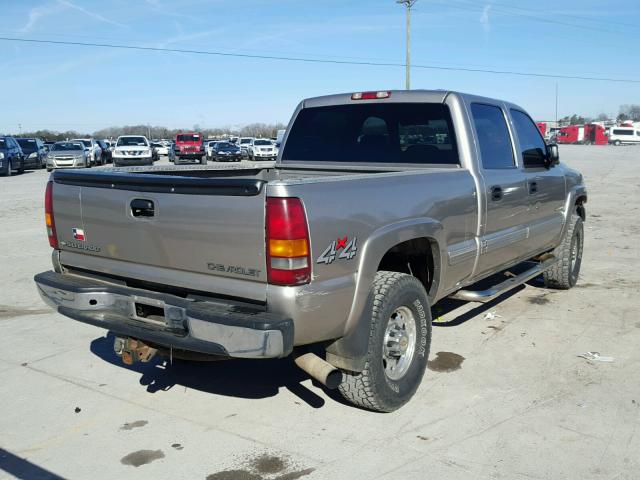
[45,180,58,249]
[266,197,311,286]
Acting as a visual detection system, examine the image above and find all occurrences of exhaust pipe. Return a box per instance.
[294,352,342,389]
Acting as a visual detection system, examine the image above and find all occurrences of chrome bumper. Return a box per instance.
[34,271,293,359]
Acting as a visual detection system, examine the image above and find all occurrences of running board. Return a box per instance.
[449,257,558,303]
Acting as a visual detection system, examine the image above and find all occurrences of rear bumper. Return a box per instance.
[34,270,293,359]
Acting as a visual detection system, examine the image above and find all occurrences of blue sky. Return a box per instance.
[1,0,639,133]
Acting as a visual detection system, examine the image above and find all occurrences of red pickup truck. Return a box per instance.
[174,132,205,164]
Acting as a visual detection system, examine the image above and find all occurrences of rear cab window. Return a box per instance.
[281,103,460,166]
[470,103,515,169]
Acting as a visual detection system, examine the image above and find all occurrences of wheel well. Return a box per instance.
[575,196,587,220]
[377,237,438,297]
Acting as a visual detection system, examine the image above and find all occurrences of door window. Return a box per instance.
[511,110,547,168]
[471,104,515,169]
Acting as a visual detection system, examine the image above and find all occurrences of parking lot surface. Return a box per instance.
[1,148,639,480]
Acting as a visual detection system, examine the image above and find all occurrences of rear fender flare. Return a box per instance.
[325,218,444,372]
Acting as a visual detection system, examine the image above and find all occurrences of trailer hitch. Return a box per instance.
[114,336,158,365]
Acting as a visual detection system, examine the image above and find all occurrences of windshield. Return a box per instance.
[177,134,200,142]
[218,143,237,150]
[240,138,252,144]
[282,103,459,165]
[254,140,271,146]
[17,139,37,151]
[117,136,148,146]
[52,142,83,151]
[71,139,91,148]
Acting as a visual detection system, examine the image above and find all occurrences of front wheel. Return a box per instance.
[544,212,584,289]
[614,140,621,146]
[339,271,431,412]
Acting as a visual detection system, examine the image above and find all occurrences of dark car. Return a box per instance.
[16,138,47,169]
[212,142,242,162]
[0,136,25,176]
[96,140,112,164]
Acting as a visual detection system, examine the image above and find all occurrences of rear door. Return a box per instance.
[469,102,530,277]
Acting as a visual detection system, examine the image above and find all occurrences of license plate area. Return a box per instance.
[130,297,186,331]
[133,300,166,326]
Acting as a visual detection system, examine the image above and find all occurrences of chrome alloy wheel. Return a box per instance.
[382,306,417,381]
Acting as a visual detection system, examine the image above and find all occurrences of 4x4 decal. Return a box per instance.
[317,236,358,264]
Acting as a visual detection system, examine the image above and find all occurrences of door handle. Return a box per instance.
[131,199,155,217]
[490,186,503,201]
[529,181,538,194]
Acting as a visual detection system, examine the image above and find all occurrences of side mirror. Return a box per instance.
[546,143,559,167]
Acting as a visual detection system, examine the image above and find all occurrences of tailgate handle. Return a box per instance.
[131,199,155,217]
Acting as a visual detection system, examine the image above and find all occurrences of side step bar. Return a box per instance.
[450,257,558,303]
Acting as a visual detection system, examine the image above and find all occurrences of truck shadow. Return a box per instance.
[432,286,523,327]
[90,332,328,409]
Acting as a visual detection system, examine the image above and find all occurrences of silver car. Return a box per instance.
[45,141,89,171]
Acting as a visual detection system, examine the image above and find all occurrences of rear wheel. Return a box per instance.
[338,271,431,412]
[544,212,583,289]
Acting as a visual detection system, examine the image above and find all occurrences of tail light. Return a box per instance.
[45,180,58,249]
[266,197,311,286]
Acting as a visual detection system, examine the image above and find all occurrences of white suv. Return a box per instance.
[112,135,154,167]
[247,138,277,161]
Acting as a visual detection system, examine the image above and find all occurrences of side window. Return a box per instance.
[511,110,547,168]
[471,104,515,169]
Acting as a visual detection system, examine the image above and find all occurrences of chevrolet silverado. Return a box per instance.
[35,90,587,412]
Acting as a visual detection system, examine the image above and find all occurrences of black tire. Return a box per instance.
[3,160,11,177]
[614,140,621,146]
[544,213,584,289]
[200,158,207,165]
[46,167,52,172]
[338,271,432,412]
[17,158,25,174]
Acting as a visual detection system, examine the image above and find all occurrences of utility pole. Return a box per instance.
[397,0,417,90]
[555,83,558,126]
[18,123,22,134]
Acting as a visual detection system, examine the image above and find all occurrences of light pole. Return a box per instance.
[397,0,417,90]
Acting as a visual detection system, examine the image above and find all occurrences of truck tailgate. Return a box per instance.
[52,170,268,292]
